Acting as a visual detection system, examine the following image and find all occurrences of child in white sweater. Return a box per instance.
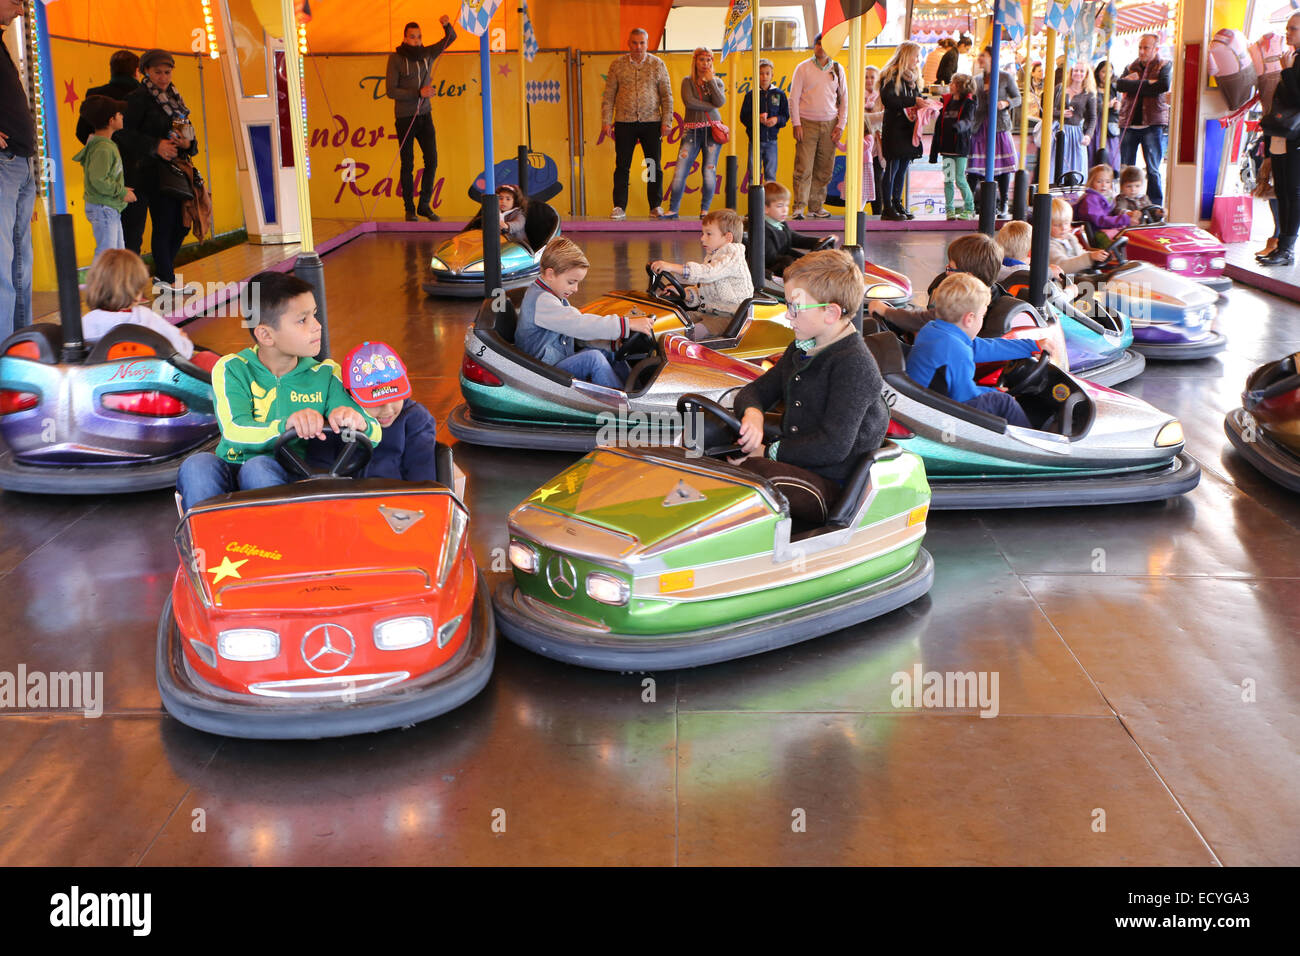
[651,208,755,338]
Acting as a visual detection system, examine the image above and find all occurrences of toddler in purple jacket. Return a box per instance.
[1072,165,1141,245]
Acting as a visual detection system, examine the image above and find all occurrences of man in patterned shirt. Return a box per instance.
[601,27,674,221]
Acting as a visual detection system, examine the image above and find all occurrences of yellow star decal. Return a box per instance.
[208,556,248,585]
[532,484,561,502]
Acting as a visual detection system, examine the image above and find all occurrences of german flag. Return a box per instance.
[820,1,887,52]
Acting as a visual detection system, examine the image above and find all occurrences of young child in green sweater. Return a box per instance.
[72,95,136,262]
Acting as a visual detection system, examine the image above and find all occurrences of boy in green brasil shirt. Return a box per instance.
[177,272,381,510]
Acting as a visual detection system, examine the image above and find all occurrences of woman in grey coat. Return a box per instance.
[967,47,1021,215]
[663,48,726,219]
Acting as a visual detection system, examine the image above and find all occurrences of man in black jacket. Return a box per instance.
[0,0,36,335]
[386,16,456,221]
[1115,34,1171,205]
[75,50,140,144]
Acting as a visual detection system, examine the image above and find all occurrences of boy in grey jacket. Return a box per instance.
[386,16,456,221]
[516,239,655,391]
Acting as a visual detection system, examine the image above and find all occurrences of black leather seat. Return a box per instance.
[473,296,573,387]
[825,442,905,529]
[979,293,1042,338]
[524,203,560,251]
[863,331,1008,435]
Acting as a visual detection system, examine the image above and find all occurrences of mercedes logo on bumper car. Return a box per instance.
[301,623,356,673]
[546,555,578,599]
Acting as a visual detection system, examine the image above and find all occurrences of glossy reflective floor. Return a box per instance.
[2,232,1297,865]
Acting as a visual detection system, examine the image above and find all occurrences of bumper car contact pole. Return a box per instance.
[1012,0,1034,222]
[279,0,328,359]
[1027,27,1058,310]
[479,28,503,299]
[747,0,765,291]
[842,14,866,329]
[53,215,86,363]
[517,3,528,197]
[978,0,1002,236]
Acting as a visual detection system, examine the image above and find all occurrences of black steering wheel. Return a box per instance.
[1103,235,1128,266]
[1141,206,1164,225]
[812,236,837,252]
[998,352,1052,397]
[677,393,780,459]
[274,425,373,481]
[646,264,687,305]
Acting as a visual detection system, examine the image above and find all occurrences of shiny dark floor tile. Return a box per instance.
[0,492,99,575]
[0,716,219,866]
[675,713,1216,865]
[1020,574,1300,866]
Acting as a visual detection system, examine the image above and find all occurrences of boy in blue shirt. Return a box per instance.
[906,272,1058,428]
[740,59,789,186]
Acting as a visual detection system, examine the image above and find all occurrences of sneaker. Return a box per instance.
[792,207,807,220]
[649,207,662,219]
[611,207,626,221]
[659,211,679,220]
[810,208,832,219]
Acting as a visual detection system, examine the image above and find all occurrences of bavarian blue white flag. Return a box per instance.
[1000,0,1027,44]
[459,0,503,38]
[1072,2,1099,66]
[721,0,754,61]
[1099,1,1118,59]
[1044,0,1083,34]
[521,0,539,61]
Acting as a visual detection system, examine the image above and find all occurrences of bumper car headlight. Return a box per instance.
[586,571,630,606]
[217,628,280,662]
[1210,257,1225,270]
[429,256,449,271]
[463,261,485,274]
[437,614,464,649]
[866,284,905,300]
[374,616,433,650]
[1168,257,1188,272]
[1155,421,1184,447]
[438,503,469,587]
[509,540,539,574]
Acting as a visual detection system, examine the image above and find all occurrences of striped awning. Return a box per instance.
[1030,2,1175,38]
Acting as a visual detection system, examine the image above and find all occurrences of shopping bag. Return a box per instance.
[1209,194,1253,243]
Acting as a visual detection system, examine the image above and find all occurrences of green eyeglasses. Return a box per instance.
[785,301,830,321]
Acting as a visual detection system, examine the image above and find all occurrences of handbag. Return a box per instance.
[157,158,196,201]
[710,121,730,145]
[1259,102,1300,139]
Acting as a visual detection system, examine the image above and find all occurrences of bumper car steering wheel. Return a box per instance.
[613,330,657,364]
[677,393,781,458]
[1141,206,1165,225]
[997,352,1052,397]
[812,236,838,252]
[646,264,687,306]
[274,425,374,481]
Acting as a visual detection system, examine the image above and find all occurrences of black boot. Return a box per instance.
[895,199,915,220]
[880,204,903,221]
[1258,238,1295,266]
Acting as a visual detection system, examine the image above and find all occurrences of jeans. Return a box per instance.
[668,127,722,215]
[745,138,779,188]
[177,452,293,512]
[966,390,1031,428]
[613,121,664,210]
[85,203,125,261]
[941,156,974,213]
[0,150,36,337]
[1120,125,1168,206]
[396,112,437,212]
[123,183,187,285]
[882,156,911,205]
[556,349,625,390]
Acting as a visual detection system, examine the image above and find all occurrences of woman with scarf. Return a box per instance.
[967,46,1021,216]
[663,48,726,219]
[879,42,937,221]
[118,49,197,290]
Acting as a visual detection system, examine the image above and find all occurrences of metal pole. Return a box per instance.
[480,31,503,299]
[517,3,529,195]
[279,0,328,358]
[53,215,85,361]
[844,16,864,247]
[979,0,1003,234]
[1054,34,1069,185]
[1096,59,1114,167]
[748,0,766,291]
[1012,0,1034,220]
[1027,28,1057,310]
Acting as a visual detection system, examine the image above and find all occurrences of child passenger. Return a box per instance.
[516,238,654,390]
[651,208,754,339]
[1072,163,1140,243]
[729,249,889,525]
[905,272,1055,428]
[761,180,822,279]
[1048,198,1110,274]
